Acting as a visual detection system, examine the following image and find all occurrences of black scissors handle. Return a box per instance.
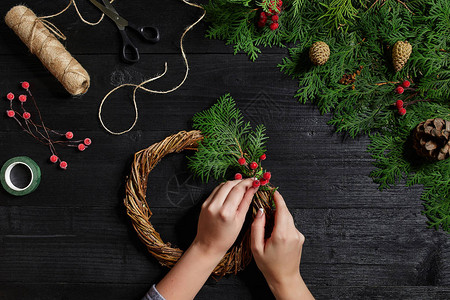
[127,22,160,43]
[119,29,139,63]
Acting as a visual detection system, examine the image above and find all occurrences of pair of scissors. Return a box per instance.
[89,0,160,63]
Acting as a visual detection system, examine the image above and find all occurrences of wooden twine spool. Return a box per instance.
[124,130,275,277]
[5,5,90,96]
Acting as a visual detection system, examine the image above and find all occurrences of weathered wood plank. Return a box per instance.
[0,206,448,286]
[0,283,450,300]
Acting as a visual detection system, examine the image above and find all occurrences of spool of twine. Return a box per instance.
[5,5,90,96]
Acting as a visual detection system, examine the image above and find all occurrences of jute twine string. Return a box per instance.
[98,1,206,135]
[3,1,109,96]
[124,130,275,276]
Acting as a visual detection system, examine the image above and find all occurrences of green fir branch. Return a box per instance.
[188,94,268,181]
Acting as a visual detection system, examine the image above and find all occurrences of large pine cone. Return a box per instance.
[392,41,412,72]
[309,41,330,66]
[412,118,450,161]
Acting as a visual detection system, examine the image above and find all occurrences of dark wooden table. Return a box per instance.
[0,1,449,299]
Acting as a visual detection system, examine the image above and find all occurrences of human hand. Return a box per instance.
[156,179,257,300]
[193,178,258,258]
[251,191,314,300]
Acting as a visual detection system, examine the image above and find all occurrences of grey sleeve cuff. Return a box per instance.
[142,284,165,300]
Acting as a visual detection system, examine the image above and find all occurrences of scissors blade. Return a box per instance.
[101,0,119,14]
[89,0,128,28]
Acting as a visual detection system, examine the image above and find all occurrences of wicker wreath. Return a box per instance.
[124,130,274,276]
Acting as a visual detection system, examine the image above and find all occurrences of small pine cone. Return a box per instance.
[392,41,412,72]
[309,41,330,66]
[412,118,450,161]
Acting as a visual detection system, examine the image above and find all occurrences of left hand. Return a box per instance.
[193,178,258,258]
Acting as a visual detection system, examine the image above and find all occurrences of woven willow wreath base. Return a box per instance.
[124,130,274,277]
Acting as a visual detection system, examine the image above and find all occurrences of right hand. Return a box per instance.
[251,191,313,299]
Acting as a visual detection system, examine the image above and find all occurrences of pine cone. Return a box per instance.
[309,41,330,66]
[392,41,412,72]
[412,118,450,161]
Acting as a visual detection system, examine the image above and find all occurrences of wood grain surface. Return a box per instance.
[0,1,448,299]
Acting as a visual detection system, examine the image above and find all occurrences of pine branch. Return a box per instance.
[188,94,268,181]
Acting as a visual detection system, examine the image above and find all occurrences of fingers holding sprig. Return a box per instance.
[250,190,305,287]
[195,178,258,257]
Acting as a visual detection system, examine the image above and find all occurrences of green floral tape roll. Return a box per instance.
[1,156,41,196]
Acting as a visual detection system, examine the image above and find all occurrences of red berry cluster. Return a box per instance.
[234,153,272,188]
[5,81,92,170]
[257,0,282,30]
[394,80,411,116]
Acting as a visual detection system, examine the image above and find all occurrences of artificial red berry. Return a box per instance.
[260,12,267,19]
[258,20,266,28]
[6,92,14,101]
[402,80,410,88]
[249,162,258,170]
[6,110,15,118]
[50,155,58,163]
[262,172,271,180]
[18,95,27,102]
[277,0,283,7]
[260,179,268,186]
[234,173,243,180]
[396,100,404,109]
[78,143,86,151]
[84,138,92,146]
[22,112,31,119]
[252,180,260,188]
[395,86,404,94]
[260,153,266,161]
[269,22,279,30]
[271,15,279,22]
[65,131,74,139]
[21,81,30,89]
[59,161,68,170]
[269,9,275,15]
[398,108,407,116]
[238,157,246,165]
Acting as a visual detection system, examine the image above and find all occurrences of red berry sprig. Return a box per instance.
[257,0,282,30]
[50,155,58,163]
[6,92,14,101]
[5,81,92,170]
[393,80,414,116]
[65,131,74,139]
[395,86,404,94]
[402,80,410,88]
[21,81,30,90]
[234,153,272,188]
[395,99,406,116]
[59,161,68,170]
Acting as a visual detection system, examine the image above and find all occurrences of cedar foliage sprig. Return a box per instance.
[203,0,366,60]
[188,94,268,182]
[279,0,450,231]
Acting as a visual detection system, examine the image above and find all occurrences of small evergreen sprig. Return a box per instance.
[203,0,368,60]
[188,94,272,189]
